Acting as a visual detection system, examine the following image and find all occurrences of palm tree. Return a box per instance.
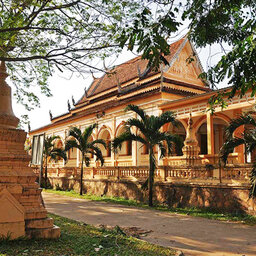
[112,104,183,207]
[43,135,67,188]
[65,124,106,195]
[220,113,256,198]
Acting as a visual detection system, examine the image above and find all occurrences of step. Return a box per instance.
[26,225,60,239]
[26,217,54,229]
[25,208,47,220]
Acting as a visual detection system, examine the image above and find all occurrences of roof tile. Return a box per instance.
[77,38,185,105]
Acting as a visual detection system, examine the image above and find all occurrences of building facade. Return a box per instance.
[29,37,254,183]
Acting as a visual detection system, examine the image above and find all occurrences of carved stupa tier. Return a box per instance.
[0,61,19,129]
[0,61,60,239]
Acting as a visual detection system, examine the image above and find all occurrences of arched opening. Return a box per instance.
[54,138,64,149]
[98,129,111,157]
[87,136,94,159]
[142,144,149,155]
[214,118,228,154]
[197,123,207,155]
[116,127,132,156]
[169,121,186,156]
[65,135,78,160]
[68,148,77,160]
[244,123,254,163]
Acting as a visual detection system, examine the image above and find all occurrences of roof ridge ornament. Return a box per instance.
[72,95,76,106]
[67,100,71,112]
[49,110,53,121]
[103,60,108,72]
[90,70,96,80]
[137,64,142,78]
[115,76,122,94]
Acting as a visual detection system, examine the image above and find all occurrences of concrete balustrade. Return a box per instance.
[33,164,252,185]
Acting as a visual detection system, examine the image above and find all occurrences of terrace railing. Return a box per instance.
[33,164,252,185]
[222,165,251,180]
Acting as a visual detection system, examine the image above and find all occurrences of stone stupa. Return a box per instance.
[0,61,60,239]
[182,113,200,166]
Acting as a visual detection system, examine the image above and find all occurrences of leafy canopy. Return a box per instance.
[65,124,106,166]
[112,104,183,158]
[118,0,256,108]
[1,0,255,111]
[0,0,142,109]
[44,135,67,162]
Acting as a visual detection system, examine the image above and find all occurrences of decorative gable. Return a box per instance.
[165,41,206,87]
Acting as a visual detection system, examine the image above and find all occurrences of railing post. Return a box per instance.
[159,166,166,181]
[212,168,219,179]
[92,167,95,179]
[116,166,120,180]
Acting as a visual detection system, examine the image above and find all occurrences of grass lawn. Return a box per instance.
[0,214,176,256]
[45,189,256,225]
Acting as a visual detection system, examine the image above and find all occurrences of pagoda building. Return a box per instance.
[30,37,254,171]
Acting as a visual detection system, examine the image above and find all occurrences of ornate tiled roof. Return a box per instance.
[77,37,186,105]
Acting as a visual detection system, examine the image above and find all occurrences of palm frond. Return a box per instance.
[225,114,256,139]
[49,148,67,163]
[125,104,146,121]
[125,118,147,136]
[89,139,107,149]
[156,132,183,155]
[220,137,245,164]
[82,123,97,147]
[90,145,104,166]
[68,127,83,146]
[249,161,256,198]
[84,155,90,167]
[112,131,147,153]
[154,111,177,130]
[244,130,256,153]
[157,142,166,159]
[44,135,60,155]
[65,139,80,152]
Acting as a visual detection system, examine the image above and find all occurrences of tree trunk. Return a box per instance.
[45,157,48,189]
[80,156,84,195]
[148,146,154,207]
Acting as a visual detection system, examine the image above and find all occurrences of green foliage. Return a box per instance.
[65,124,106,195]
[220,113,256,198]
[119,0,256,107]
[0,0,142,109]
[184,0,256,105]
[1,0,255,110]
[117,2,181,69]
[65,125,106,167]
[17,114,30,129]
[112,104,182,206]
[0,213,176,256]
[43,135,67,188]
[44,135,67,163]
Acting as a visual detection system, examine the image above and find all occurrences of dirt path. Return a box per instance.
[42,192,256,256]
